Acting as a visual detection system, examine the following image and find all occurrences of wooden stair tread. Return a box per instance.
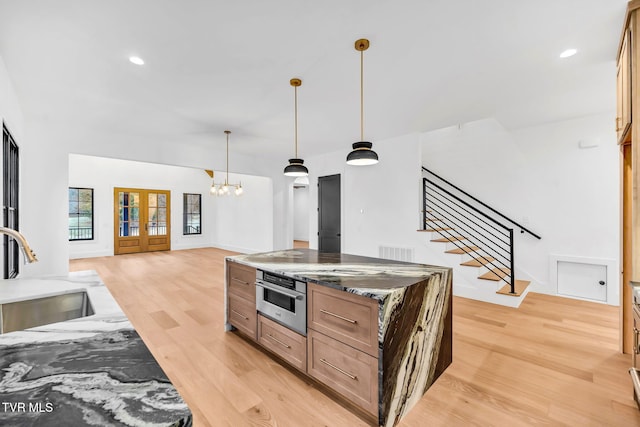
[445,245,479,254]
[431,236,465,242]
[496,280,530,297]
[426,227,453,232]
[478,268,511,281]
[460,256,496,267]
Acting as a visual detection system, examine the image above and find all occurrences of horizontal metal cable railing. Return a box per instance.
[422,167,541,294]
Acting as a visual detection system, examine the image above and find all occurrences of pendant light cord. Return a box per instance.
[226,131,229,184]
[360,48,364,141]
[294,84,299,158]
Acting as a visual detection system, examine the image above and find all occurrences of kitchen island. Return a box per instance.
[0,270,192,427]
[224,249,452,427]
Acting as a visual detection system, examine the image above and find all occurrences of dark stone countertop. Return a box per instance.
[0,271,192,426]
[227,248,451,302]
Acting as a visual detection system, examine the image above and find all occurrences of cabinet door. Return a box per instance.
[307,282,379,357]
[617,28,632,143]
[307,329,378,416]
[228,293,258,340]
[227,262,257,302]
[258,314,306,371]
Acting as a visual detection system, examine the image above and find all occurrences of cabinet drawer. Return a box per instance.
[228,293,257,340]
[258,315,306,372]
[308,282,379,357]
[307,329,378,416]
[228,262,256,302]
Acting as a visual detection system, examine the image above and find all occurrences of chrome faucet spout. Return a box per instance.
[0,227,38,264]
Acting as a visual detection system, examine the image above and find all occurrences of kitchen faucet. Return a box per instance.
[0,227,37,263]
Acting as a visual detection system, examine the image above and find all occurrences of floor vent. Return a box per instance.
[378,246,414,262]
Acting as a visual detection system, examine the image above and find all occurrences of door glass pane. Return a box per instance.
[119,192,139,237]
[158,193,166,207]
[149,193,157,207]
[148,206,157,235]
[157,208,167,235]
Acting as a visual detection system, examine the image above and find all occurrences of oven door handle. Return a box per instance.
[256,280,304,300]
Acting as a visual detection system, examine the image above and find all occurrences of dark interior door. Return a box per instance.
[318,174,340,252]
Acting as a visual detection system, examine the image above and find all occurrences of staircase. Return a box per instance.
[420,167,541,303]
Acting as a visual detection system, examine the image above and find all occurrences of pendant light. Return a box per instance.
[346,38,379,166]
[284,78,309,177]
[210,130,243,196]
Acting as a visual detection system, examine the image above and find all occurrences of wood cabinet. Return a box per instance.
[227,261,257,340]
[257,314,306,371]
[307,329,378,416]
[618,0,640,355]
[306,282,379,417]
[224,255,453,427]
[618,28,632,144]
[307,283,378,358]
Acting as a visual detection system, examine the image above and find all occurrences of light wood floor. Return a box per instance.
[293,240,309,249]
[70,248,640,426]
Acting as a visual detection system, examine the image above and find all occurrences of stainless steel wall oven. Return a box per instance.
[256,270,306,336]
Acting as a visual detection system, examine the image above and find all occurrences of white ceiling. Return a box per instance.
[0,0,628,161]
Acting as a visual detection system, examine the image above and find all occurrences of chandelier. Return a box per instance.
[210,130,243,196]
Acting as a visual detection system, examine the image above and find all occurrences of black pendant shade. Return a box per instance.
[284,158,309,176]
[346,141,378,166]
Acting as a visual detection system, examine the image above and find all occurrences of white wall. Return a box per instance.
[342,134,424,257]
[212,171,273,254]
[0,56,23,141]
[293,186,309,241]
[68,154,274,258]
[420,114,619,299]
[303,134,425,257]
[0,56,45,277]
[68,154,216,258]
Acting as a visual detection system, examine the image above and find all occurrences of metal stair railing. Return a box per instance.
[422,167,541,294]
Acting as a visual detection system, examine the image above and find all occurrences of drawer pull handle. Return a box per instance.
[232,277,251,286]
[231,309,249,320]
[320,309,357,324]
[266,333,291,349]
[319,358,357,380]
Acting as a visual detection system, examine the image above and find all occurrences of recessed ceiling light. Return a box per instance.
[559,49,577,58]
[129,56,145,65]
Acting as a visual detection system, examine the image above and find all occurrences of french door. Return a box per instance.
[114,188,171,255]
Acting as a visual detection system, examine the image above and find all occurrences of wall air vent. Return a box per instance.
[378,246,414,263]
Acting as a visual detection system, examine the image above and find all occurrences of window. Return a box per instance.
[69,188,94,240]
[183,193,201,235]
[3,123,19,279]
